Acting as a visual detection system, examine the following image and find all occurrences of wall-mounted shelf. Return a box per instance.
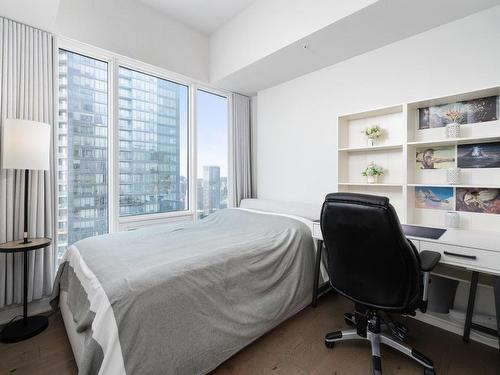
[339,182,403,187]
[408,183,500,189]
[338,144,402,152]
[337,86,500,232]
[408,135,500,147]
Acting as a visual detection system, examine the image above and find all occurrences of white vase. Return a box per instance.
[446,167,460,185]
[367,138,375,147]
[367,175,377,184]
[446,122,461,138]
[445,211,460,229]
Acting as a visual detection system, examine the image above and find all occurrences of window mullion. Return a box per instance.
[109,57,120,233]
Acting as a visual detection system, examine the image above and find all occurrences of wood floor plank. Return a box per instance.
[1,294,499,374]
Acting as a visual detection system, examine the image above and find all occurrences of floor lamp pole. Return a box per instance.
[23,169,30,245]
[23,169,30,324]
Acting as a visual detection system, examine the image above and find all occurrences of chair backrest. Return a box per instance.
[320,193,421,311]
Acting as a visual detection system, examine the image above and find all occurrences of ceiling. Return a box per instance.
[212,0,500,95]
[137,0,255,34]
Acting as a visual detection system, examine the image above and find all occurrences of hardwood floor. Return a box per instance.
[1,294,499,374]
[0,311,77,374]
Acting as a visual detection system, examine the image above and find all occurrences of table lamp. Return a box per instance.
[1,119,51,243]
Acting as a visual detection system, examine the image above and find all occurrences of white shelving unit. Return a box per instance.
[337,86,500,232]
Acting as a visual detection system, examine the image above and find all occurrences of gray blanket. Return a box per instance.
[51,209,315,374]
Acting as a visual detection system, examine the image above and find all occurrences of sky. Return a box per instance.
[179,89,229,179]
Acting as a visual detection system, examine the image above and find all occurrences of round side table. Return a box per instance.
[0,237,51,343]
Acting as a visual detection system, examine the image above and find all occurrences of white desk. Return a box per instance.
[311,221,500,349]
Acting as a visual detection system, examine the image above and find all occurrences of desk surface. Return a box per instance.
[312,221,500,253]
[405,226,500,253]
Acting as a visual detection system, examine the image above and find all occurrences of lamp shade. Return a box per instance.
[1,119,50,171]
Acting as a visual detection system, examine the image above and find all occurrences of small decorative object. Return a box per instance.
[446,167,460,185]
[445,108,462,138]
[362,161,384,184]
[446,122,461,138]
[445,211,460,228]
[362,125,383,147]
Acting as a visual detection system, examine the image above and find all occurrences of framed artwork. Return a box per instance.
[457,142,500,168]
[456,188,500,215]
[418,95,498,129]
[416,146,455,170]
[415,186,454,210]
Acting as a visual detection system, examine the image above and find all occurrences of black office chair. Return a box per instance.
[320,193,441,375]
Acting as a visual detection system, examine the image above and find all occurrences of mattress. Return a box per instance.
[60,290,85,366]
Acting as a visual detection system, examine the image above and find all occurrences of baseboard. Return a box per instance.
[0,298,52,326]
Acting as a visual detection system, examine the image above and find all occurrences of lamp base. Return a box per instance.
[0,315,48,343]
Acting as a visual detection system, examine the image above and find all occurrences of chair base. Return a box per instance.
[325,312,435,375]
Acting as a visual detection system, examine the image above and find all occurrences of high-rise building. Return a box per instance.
[57,50,109,259]
[57,54,187,260]
[117,67,182,217]
[179,176,188,210]
[220,177,228,209]
[202,166,221,216]
[197,178,204,213]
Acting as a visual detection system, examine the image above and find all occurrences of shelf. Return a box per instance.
[337,87,500,232]
[339,182,403,187]
[338,144,402,152]
[408,183,500,189]
[407,135,500,147]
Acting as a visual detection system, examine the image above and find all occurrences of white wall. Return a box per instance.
[209,0,377,82]
[0,0,60,31]
[0,0,209,81]
[55,0,209,81]
[255,5,500,204]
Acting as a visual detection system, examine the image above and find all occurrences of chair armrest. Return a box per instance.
[419,250,441,272]
[419,250,440,313]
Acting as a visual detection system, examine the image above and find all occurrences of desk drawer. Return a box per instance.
[420,241,500,272]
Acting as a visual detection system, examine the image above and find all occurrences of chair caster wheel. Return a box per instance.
[325,340,335,349]
[424,368,436,375]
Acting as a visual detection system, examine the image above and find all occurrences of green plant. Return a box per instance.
[361,162,384,177]
[362,125,383,139]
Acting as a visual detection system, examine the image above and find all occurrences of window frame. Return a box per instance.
[56,37,233,235]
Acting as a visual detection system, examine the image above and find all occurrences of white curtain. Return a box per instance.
[0,17,56,308]
[230,93,253,207]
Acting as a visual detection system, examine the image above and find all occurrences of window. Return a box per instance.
[118,67,188,217]
[56,43,232,260]
[57,50,109,259]
[196,90,229,219]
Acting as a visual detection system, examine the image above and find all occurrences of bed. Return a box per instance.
[51,199,323,375]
